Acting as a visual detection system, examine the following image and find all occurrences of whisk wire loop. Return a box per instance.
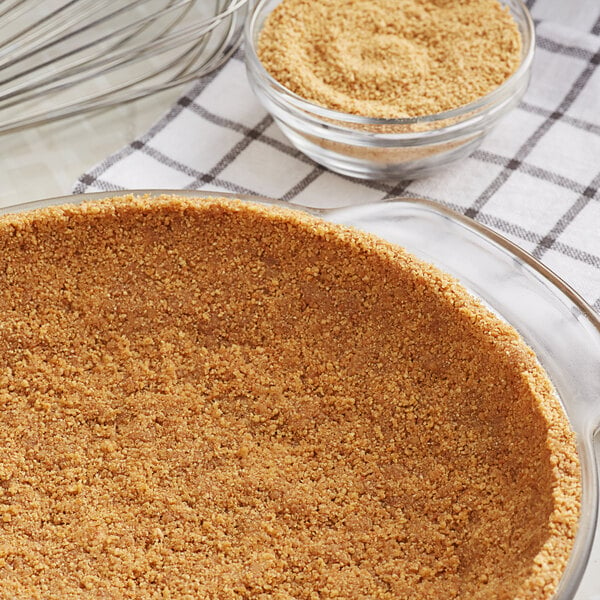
[0,0,249,134]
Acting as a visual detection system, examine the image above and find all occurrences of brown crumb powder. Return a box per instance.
[0,195,580,599]
[258,0,522,118]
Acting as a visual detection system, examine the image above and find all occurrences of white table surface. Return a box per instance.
[0,88,182,208]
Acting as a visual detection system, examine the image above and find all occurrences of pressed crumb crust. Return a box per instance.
[0,196,580,599]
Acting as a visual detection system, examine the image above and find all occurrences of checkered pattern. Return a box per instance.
[74,0,600,313]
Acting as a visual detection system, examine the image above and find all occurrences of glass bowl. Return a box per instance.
[244,0,535,181]
[1,191,598,598]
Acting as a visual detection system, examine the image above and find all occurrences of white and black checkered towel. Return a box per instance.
[74,0,600,313]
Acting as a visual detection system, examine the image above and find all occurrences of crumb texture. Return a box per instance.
[0,196,579,599]
[257,0,522,118]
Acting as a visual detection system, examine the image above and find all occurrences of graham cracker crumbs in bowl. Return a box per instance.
[0,195,579,599]
[257,0,522,119]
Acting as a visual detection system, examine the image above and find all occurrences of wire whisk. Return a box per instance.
[0,0,249,135]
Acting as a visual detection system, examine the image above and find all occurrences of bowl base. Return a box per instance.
[277,119,485,181]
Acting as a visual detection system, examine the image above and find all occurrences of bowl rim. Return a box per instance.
[244,0,536,126]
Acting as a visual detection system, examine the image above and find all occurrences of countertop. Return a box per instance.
[0,88,182,208]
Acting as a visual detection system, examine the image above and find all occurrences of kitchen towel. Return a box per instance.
[74,0,600,312]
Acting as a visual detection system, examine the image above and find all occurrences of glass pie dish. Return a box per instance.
[0,191,598,598]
